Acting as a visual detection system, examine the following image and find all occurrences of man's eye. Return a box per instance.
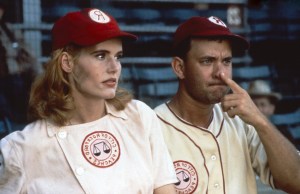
[224,59,232,65]
[202,59,212,64]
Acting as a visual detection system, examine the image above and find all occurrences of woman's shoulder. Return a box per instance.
[1,120,47,144]
[122,99,156,119]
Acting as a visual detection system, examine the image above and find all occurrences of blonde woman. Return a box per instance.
[0,8,177,194]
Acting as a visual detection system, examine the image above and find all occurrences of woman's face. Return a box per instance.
[68,38,123,102]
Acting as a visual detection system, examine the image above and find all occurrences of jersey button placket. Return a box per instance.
[76,167,85,176]
[214,183,220,189]
[211,155,217,161]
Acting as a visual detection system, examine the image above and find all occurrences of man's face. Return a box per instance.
[181,38,232,104]
[252,96,275,117]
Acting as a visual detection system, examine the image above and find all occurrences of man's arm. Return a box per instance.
[220,72,300,193]
[154,184,176,194]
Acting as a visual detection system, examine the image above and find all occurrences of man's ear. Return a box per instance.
[171,56,185,79]
[60,52,73,73]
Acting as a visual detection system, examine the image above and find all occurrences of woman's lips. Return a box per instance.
[103,78,117,87]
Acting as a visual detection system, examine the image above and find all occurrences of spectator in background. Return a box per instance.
[0,2,38,127]
[248,79,282,118]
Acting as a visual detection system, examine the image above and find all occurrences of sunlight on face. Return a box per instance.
[70,38,123,102]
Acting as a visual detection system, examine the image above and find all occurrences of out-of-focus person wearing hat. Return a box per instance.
[248,80,282,118]
[154,16,300,193]
[0,8,177,194]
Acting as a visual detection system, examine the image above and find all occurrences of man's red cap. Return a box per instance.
[173,16,249,50]
[51,8,137,50]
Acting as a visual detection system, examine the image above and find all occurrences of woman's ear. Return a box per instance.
[60,52,73,73]
[171,56,185,79]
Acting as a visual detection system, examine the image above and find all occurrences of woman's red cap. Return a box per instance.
[51,8,137,50]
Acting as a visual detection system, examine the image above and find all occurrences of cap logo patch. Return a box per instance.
[174,160,198,193]
[208,16,227,28]
[89,9,110,24]
[81,131,120,168]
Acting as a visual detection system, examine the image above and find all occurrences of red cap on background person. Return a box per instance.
[173,16,249,50]
[51,8,137,50]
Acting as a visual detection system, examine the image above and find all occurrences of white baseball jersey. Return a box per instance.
[0,100,177,194]
[155,103,274,194]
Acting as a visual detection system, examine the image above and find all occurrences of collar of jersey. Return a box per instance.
[105,101,128,120]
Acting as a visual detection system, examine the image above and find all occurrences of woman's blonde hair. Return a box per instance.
[28,44,132,126]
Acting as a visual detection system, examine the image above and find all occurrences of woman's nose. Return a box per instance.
[107,57,121,72]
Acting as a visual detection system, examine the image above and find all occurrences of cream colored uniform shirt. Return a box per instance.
[0,100,177,194]
[155,103,274,194]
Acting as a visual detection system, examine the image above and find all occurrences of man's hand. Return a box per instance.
[219,72,266,126]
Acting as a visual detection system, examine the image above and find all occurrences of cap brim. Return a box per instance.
[189,34,249,51]
[227,35,250,51]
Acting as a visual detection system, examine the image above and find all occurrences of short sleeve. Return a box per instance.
[139,103,177,189]
[246,125,275,188]
[0,138,24,194]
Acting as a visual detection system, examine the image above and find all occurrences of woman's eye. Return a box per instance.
[116,54,123,61]
[96,53,105,60]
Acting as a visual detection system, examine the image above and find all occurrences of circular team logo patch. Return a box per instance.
[89,9,110,23]
[208,16,227,28]
[82,131,120,168]
[174,160,198,193]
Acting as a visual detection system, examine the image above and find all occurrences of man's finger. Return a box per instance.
[220,72,243,93]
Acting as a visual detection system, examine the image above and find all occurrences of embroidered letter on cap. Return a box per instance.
[208,16,227,28]
[89,9,110,23]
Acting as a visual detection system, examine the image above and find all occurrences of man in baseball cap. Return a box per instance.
[155,16,300,193]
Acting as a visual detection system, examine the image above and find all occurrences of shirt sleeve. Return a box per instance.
[139,102,177,189]
[0,137,24,194]
[246,124,275,189]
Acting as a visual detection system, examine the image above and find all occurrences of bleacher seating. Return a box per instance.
[270,110,300,149]
[102,7,127,25]
[287,125,300,149]
[125,8,162,24]
[0,116,13,139]
[42,4,80,23]
[162,8,201,25]
[119,66,136,93]
[132,65,177,107]
[233,65,273,89]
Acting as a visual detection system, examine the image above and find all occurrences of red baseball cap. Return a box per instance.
[173,16,249,50]
[52,8,137,50]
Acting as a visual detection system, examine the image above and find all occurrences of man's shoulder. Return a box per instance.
[154,103,169,114]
